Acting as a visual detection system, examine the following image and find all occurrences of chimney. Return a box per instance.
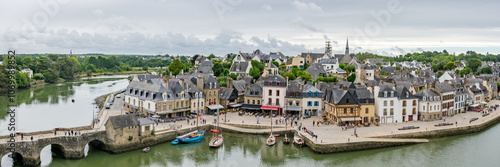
[180,78,185,89]
[464,78,467,85]
[227,77,233,88]
[343,85,348,90]
[197,76,204,90]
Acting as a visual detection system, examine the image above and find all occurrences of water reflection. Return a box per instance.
[0,76,129,135]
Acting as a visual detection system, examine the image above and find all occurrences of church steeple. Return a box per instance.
[345,38,349,56]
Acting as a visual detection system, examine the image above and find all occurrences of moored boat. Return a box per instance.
[178,131,205,143]
[171,139,179,145]
[209,134,224,148]
[293,134,304,146]
[142,147,150,152]
[283,134,290,144]
[211,129,220,133]
[273,134,280,137]
[266,135,276,146]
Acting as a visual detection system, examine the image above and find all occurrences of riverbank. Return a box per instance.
[77,70,147,78]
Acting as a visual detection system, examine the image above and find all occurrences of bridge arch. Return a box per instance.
[84,139,106,157]
[39,143,67,166]
[1,152,23,166]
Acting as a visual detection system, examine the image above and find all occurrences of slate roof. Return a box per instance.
[263,74,287,87]
[414,89,440,100]
[136,74,161,82]
[367,59,383,65]
[302,53,325,61]
[230,61,250,73]
[435,83,455,92]
[245,83,263,97]
[138,118,155,125]
[305,63,326,79]
[219,88,236,100]
[334,54,345,62]
[199,60,214,67]
[204,75,220,89]
[381,67,396,74]
[126,81,169,101]
[395,85,417,99]
[243,76,253,84]
[109,115,139,129]
[395,81,412,90]
[285,83,302,98]
[318,59,337,64]
[196,66,213,74]
[364,80,380,87]
[232,80,247,92]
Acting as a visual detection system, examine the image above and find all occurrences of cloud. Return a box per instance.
[92,9,104,17]
[291,17,323,32]
[291,0,322,12]
[262,4,272,11]
[391,46,407,55]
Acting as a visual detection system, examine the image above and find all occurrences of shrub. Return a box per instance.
[128,136,133,141]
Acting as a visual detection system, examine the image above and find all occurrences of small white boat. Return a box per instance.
[142,147,150,152]
[294,134,304,146]
[266,134,276,146]
[209,134,224,148]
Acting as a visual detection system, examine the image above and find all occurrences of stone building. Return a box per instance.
[262,75,287,115]
[415,89,442,121]
[105,115,140,143]
[242,82,263,112]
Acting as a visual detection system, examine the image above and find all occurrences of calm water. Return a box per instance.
[3,123,498,167]
[0,75,130,135]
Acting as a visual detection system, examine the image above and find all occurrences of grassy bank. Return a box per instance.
[77,70,148,77]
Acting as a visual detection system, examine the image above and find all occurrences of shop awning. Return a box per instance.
[228,103,243,107]
[207,104,224,110]
[130,105,139,110]
[261,106,279,110]
[470,104,480,107]
[241,104,262,110]
[480,102,488,105]
[339,117,362,122]
[284,106,301,111]
[145,109,155,115]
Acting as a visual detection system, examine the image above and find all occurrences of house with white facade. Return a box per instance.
[230,54,252,77]
[374,84,398,123]
[415,89,442,121]
[262,74,287,115]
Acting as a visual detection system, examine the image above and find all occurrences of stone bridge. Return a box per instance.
[0,130,108,166]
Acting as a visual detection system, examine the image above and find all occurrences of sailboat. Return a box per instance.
[209,107,223,148]
[283,108,290,144]
[174,113,205,144]
[293,131,304,147]
[266,109,276,146]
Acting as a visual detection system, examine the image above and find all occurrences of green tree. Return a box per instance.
[43,70,58,83]
[216,76,227,87]
[271,61,279,67]
[168,59,185,76]
[347,73,356,82]
[299,71,312,82]
[249,67,260,80]
[222,69,230,76]
[229,73,238,80]
[207,54,215,60]
[180,56,188,64]
[460,67,472,76]
[33,73,44,80]
[466,58,482,72]
[480,67,492,74]
[15,72,30,88]
[212,62,224,77]
[437,71,444,77]
[376,62,382,67]
[344,65,356,73]
[142,66,149,71]
[395,65,401,71]
[443,61,457,70]
[282,72,296,80]
[251,60,265,71]
[339,63,345,70]
[48,54,59,61]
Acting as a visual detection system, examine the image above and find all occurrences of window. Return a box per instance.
[344,108,347,114]
[269,98,272,105]
[277,90,280,96]
[169,103,172,109]
[247,100,250,104]
[289,91,293,96]
[390,100,394,106]
[413,100,416,106]
[314,101,319,106]
[390,108,394,115]
[365,108,369,114]
[346,99,349,104]
[384,91,387,97]
[403,101,407,107]
[391,91,394,97]
[257,100,260,105]
[250,90,254,95]
[209,91,212,97]
[277,82,280,86]
[289,100,293,105]
[383,109,387,116]
[276,99,279,105]
[384,101,387,106]
[201,102,203,107]
[148,103,150,109]
[402,109,406,115]
[269,90,272,96]
[315,92,319,97]
[412,108,416,115]
[308,101,312,106]
[423,106,425,111]
[296,92,300,96]
[350,108,353,114]
[269,82,272,86]
[308,91,312,97]
[253,100,255,104]
[176,102,179,108]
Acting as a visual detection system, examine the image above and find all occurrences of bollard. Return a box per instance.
[348,138,350,142]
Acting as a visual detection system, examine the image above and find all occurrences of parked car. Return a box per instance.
[105,103,111,109]
[116,94,121,98]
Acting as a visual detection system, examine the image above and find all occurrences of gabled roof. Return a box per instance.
[199,60,214,67]
[245,83,263,97]
[435,83,455,92]
[109,115,139,129]
[318,59,337,64]
[232,80,247,92]
[395,85,417,99]
[204,75,220,89]
[219,88,237,100]
[305,63,326,79]
[414,89,440,100]
[230,61,250,73]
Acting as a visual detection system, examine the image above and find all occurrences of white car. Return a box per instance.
[116,94,121,98]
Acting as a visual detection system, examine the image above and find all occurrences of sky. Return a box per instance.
[1,0,500,57]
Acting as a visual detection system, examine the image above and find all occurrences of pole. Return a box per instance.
[92,104,95,128]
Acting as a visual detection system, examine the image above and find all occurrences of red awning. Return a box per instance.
[260,106,279,110]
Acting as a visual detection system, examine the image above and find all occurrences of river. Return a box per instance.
[0,75,130,135]
[1,76,500,166]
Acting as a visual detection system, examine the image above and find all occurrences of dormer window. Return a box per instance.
[423,96,426,101]
[406,92,409,98]
[346,99,349,104]
[384,91,387,97]
[277,82,280,86]
[391,91,394,97]
[296,92,300,96]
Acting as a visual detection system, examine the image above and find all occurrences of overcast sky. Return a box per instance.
[1,0,500,57]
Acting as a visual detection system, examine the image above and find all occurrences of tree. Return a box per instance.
[480,67,492,74]
[249,67,260,80]
[212,63,224,77]
[466,58,482,72]
[282,72,296,80]
[376,62,382,67]
[33,73,44,80]
[443,61,457,70]
[216,76,227,87]
[142,66,149,71]
[271,61,279,67]
[168,59,185,76]
[251,60,265,71]
[207,54,215,60]
[347,73,356,82]
[48,54,59,61]
[229,73,238,80]
[344,65,356,73]
[299,71,312,82]
[395,65,401,71]
[437,71,444,77]
[223,69,230,76]
[339,63,345,70]
[460,67,472,76]
[43,70,58,83]
[180,56,188,64]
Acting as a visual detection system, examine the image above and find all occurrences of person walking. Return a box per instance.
[31,136,33,141]
[64,131,67,136]
[313,120,315,127]
[21,133,23,140]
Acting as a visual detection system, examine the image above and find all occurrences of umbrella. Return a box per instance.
[152,114,160,118]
